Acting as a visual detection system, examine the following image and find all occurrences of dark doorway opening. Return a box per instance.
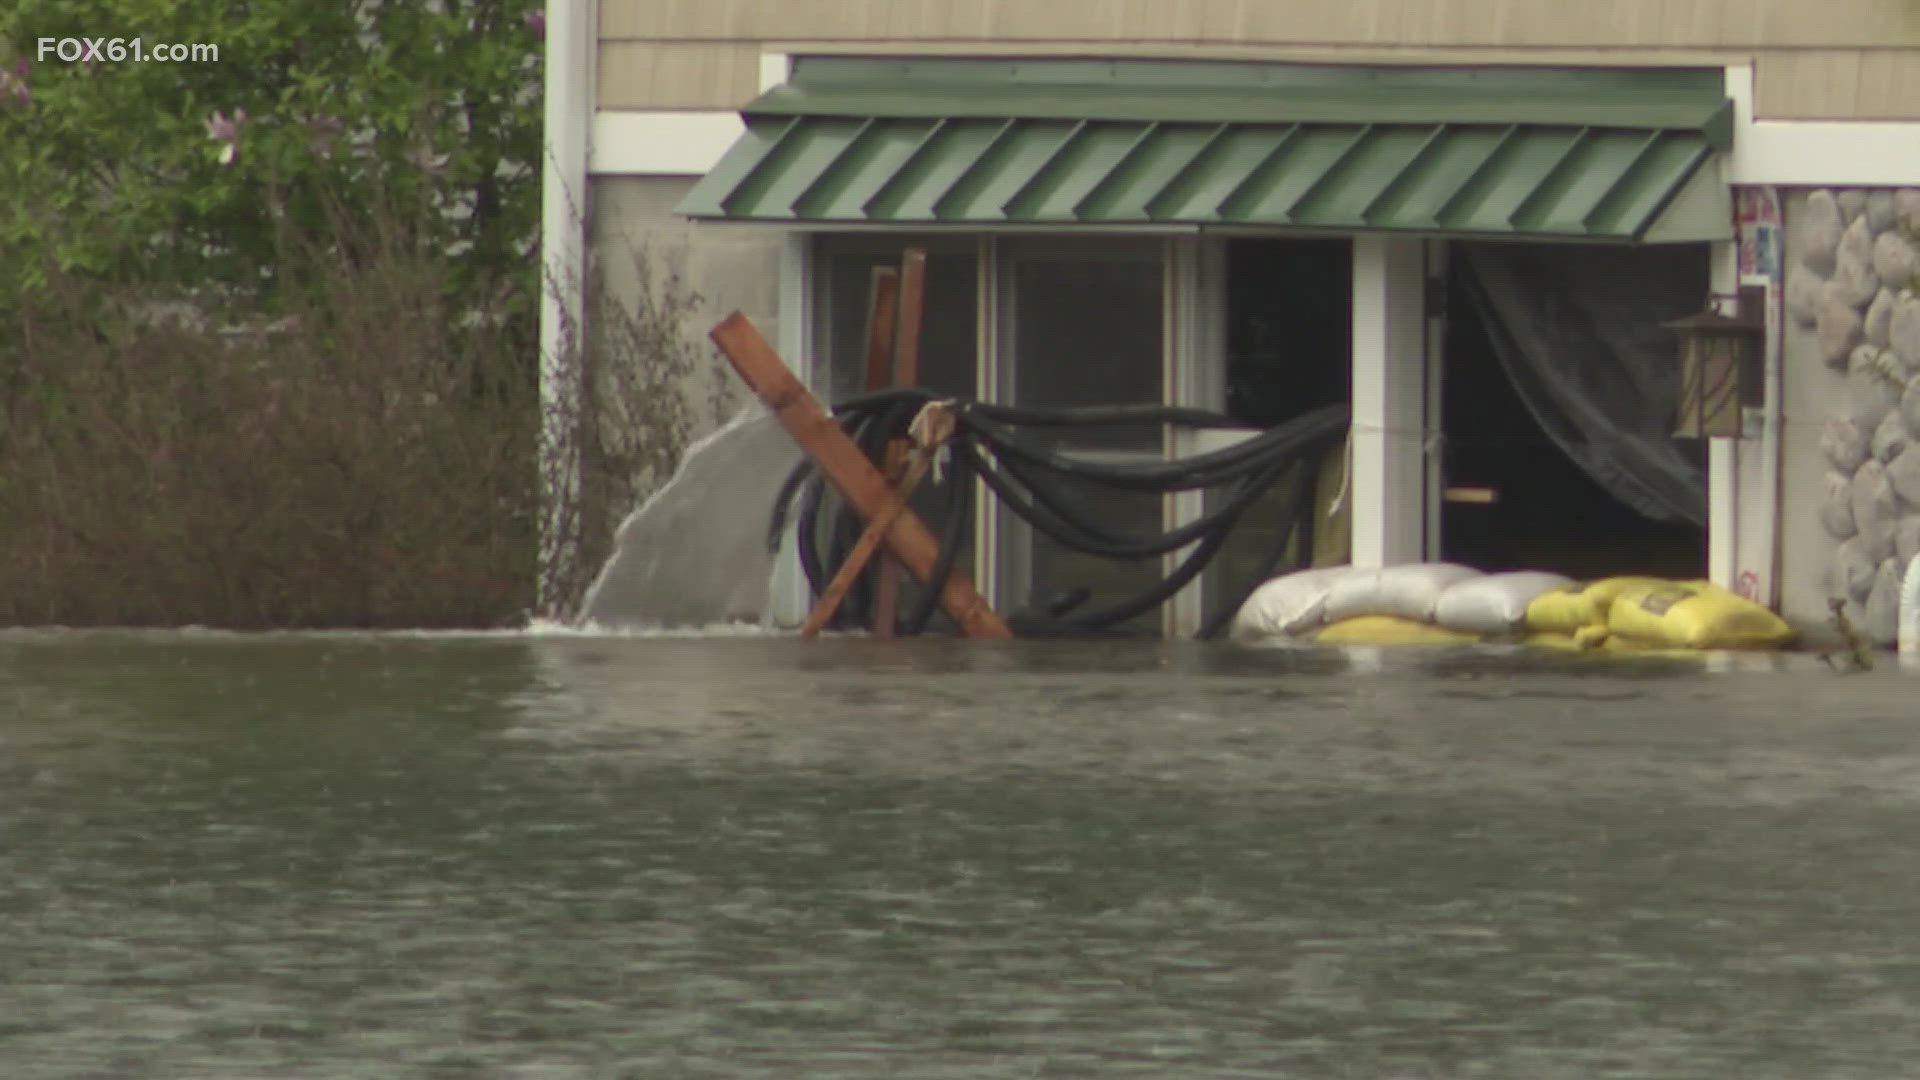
[1440,253,1706,581]
[1205,238,1353,622]
[1225,238,1352,426]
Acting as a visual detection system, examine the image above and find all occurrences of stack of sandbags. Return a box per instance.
[1522,576,1795,650]
[1231,564,1575,645]
[1229,566,1354,641]
[1522,575,1668,648]
[1232,567,1794,650]
[1432,571,1578,635]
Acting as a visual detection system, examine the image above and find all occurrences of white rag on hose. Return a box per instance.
[908,401,956,484]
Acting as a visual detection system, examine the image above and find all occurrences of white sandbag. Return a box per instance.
[1433,571,1575,635]
[1229,565,1355,641]
[1323,562,1482,625]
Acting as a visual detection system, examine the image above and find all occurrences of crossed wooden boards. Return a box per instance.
[707,249,1011,640]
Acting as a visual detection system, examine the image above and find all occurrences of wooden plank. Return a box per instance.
[893,249,927,389]
[801,448,933,638]
[871,248,927,638]
[861,265,902,637]
[869,440,908,637]
[710,312,1013,639]
[860,266,901,394]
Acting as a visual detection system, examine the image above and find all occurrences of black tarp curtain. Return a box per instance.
[1454,241,1709,526]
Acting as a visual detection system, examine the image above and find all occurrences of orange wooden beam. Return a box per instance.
[710,312,1012,640]
[859,266,900,395]
[867,440,909,638]
[871,249,927,639]
[800,449,933,639]
[892,248,926,389]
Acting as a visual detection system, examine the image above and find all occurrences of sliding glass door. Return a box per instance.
[993,238,1167,632]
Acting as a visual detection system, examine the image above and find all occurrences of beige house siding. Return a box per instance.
[597,42,764,109]
[596,37,1920,120]
[1756,49,1920,119]
[600,0,1920,48]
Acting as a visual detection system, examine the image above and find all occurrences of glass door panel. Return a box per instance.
[995,239,1165,632]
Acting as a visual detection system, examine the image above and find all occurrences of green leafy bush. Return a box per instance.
[0,1,709,627]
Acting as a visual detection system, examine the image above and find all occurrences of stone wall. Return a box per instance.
[1787,187,1920,645]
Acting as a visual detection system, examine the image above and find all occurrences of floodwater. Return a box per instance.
[4,631,1920,1079]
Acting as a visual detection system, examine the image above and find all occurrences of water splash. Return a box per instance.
[577,408,802,630]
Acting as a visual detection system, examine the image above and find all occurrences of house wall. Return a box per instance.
[1783,186,1920,644]
[586,176,785,430]
[598,0,1920,119]
[574,4,1920,632]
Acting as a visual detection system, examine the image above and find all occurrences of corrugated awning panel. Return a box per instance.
[677,62,1733,242]
[682,115,1724,241]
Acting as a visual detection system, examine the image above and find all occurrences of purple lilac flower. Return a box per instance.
[0,60,29,105]
[206,108,247,165]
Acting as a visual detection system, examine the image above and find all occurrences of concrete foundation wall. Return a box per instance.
[587,175,788,439]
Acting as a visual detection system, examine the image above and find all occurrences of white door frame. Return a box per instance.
[975,234,1007,613]
[1165,235,1227,637]
[1707,238,1740,590]
[1423,239,1447,561]
[1350,234,1429,568]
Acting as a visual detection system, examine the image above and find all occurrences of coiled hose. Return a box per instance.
[769,389,1349,638]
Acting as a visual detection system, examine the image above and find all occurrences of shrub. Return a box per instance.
[0,198,709,628]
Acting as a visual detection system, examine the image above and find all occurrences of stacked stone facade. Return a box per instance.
[1791,188,1920,644]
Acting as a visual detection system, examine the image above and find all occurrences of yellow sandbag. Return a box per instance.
[1524,626,1612,650]
[1572,623,1613,649]
[1598,634,1695,657]
[1523,575,1668,634]
[1316,615,1480,646]
[1585,575,1674,609]
[1605,580,1793,650]
[1523,582,1596,633]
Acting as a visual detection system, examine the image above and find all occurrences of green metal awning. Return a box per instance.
[677,59,1734,243]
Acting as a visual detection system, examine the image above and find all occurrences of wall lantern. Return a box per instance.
[1665,285,1764,439]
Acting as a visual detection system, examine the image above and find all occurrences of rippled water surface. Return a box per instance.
[4,632,1920,1079]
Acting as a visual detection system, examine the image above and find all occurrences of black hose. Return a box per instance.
[831,390,1247,433]
[766,458,816,552]
[969,401,1249,429]
[1053,454,1301,631]
[899,448,973,637]
[793,474,830,600]
[764,387,1350,640]
[958,404,1347,492]
[1194,446,1330,640]
[992,447,1302,559]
